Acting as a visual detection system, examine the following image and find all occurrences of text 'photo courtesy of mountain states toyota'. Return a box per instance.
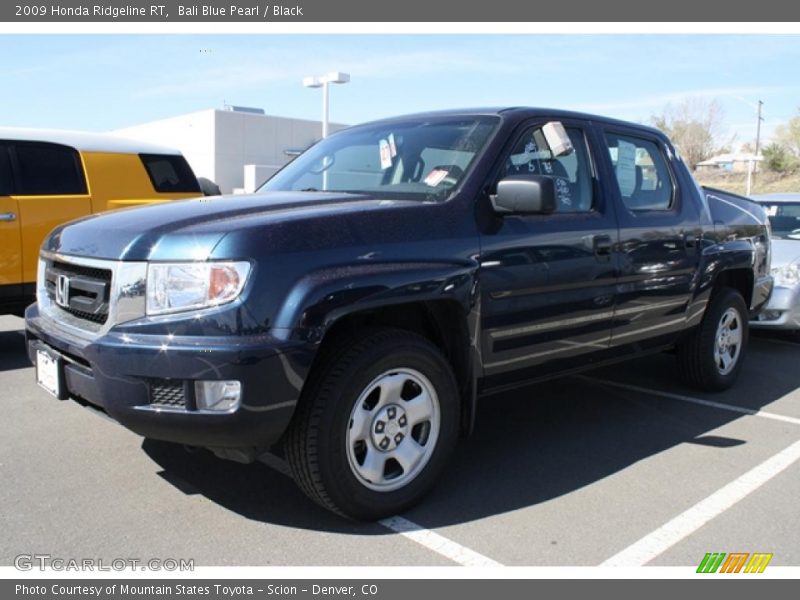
[25,108,773,520]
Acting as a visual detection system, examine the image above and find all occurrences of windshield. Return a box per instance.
[260,117,499,201]
[760,202,800,239]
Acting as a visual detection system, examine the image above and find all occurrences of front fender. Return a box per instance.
[273,261,478,339]
[272,261,482,436]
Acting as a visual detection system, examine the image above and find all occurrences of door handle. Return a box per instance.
[0,212,16,222]
[683,232,697,251]
[593,235,613,262]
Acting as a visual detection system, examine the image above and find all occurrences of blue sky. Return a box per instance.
[2,34,799,146]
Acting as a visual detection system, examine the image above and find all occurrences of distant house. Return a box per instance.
[695,152,763,173]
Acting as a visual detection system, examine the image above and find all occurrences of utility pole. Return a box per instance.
[755,100,764,161]
[748,100,764,196]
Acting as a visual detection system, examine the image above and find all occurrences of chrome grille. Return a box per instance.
[44,260,112,324]
[50,261,112,282]
[37,252,148,341]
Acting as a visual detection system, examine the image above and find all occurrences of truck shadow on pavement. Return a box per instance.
[141,438,384,534]
[143,334,799,531]
[0,331,31,373]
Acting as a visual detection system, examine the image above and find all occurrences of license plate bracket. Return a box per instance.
[36,348,66,400]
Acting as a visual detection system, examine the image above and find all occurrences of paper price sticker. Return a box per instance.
[424,169,449,187]
[379,139,393,170]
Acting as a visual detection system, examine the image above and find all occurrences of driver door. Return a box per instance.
[479,121,620,387]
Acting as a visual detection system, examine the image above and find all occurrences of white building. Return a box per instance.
[115,106,347,194]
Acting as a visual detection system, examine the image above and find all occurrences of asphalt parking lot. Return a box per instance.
[1,313,798,568]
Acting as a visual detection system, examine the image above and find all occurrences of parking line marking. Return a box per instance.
[600,438,800,566]
[379,516,503,567]
[579,376,800,427]
[258,453,504,567]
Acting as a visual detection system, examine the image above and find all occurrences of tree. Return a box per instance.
[762,143,799,174]
[774,109,800,157]
[650,98,728,170]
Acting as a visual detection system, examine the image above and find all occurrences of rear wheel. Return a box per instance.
[677,287,749,392]
[286,328,460,520]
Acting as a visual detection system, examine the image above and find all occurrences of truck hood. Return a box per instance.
[43,191,411,261]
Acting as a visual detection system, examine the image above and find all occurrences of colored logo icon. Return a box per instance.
[697,552,773,573]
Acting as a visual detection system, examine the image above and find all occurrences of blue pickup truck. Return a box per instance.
[25,108,772,519]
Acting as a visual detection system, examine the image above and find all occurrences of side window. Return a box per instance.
[12,142,87,196]
[140,154,201,194]
[606,133,674,211]
[0,145,12,196]
[501,125,594,212]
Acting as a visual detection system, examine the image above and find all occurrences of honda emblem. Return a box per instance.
[55,274,70,308]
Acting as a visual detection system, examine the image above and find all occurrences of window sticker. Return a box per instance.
[379,139,392,170]
[555,177,572,206]
[424,169,449,186]
[510,141,552,167]
[616,140,637,197]
[509,152,531,167]
[387,133,397,158]
[765,205,778,217]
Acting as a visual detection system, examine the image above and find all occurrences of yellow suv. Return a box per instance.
[1,128,203,314]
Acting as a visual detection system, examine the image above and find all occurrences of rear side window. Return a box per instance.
[12,142,87,196]
[606,133,674,211]
[0,145,12,195]
[139,154,201,194]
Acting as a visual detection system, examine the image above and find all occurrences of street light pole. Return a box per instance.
[322,79,330,139]
[303,71,350,140]
[302,72,350,191]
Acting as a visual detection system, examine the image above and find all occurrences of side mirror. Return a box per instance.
[491,175,557,215]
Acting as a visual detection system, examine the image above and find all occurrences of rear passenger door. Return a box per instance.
[479,120,619,386]
[9,142,92,285]
[600,128,702,349]
[0,143,22,298]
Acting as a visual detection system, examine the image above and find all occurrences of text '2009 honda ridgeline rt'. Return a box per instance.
[26,108,772,520]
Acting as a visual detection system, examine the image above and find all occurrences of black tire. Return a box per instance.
[677,287,749,392]
[285,328,460,520]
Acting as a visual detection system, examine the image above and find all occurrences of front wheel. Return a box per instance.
[285,328,460,520]
[677,287,749,392]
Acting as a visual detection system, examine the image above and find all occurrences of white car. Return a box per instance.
[751,193,800,334]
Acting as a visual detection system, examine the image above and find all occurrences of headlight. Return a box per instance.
[771,259,800,287]
[146,261,250,315]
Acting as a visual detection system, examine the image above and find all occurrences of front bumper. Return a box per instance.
[25,303,314,451]
[750,284,800,331]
